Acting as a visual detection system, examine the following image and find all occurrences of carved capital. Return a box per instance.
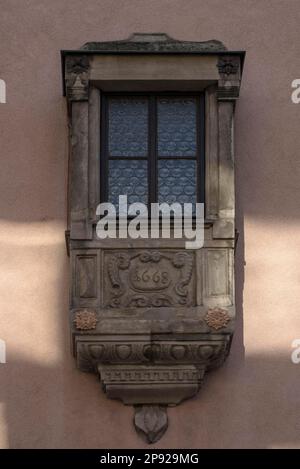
[65,56,90,101]
[217,56,241,101]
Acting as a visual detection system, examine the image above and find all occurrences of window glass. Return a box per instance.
[103,94,203,208]
[157,97,197,157]
[158,159,196,205]
[108,159,148,206]
[108,98,148,157]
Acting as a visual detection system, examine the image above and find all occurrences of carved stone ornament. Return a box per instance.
[62,33,244,443]
[104,250,194,308]
[217,56,241,100]
[134,405,168,444]
[217,57,239,76]
[205,308,231,330]
[65,55,89,101]
[73,309,98,330]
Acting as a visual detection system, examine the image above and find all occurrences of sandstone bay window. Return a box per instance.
[62,33,245,443]
[101,94,205,207]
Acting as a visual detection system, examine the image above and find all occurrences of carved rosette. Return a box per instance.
[65,56,90,101]
[73,309,98,330]
[205,308,231,330]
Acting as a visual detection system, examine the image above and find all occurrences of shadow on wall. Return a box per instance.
[0,137,299,449]
[0,350,300,448]
[0,138,249,448]
[3,82,300,448]
[0,0,300,449]
[0,213,298,449]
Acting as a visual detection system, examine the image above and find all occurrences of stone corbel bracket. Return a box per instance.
[75,332,231,443]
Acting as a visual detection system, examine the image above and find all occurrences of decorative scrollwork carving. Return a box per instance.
[105,250,194,307]
[127,294,172,307]
[173,252,193,300]
[139,251,161,263]
[107,253,130,306]
[107,253,130,288]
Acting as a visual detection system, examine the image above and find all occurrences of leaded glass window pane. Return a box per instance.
[108,98,148,157]
[158,160,196,205]
[157,97,197,157]
[108,160,148,206]
[103,94,203,208]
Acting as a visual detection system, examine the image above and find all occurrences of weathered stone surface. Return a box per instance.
[103,250,195,308]
[134,405,168,444]
[76,335,231,372]
[80,33,227,53]
[98,364,204,405]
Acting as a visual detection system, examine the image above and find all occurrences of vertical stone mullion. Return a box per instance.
[205,85,219,220]
[70,100,91,239]
[88,87,101,222]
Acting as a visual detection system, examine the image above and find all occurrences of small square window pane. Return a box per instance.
[108,98,148,157]
[157,97,197,157]
[108,160,148,207]
[158,159,196,205]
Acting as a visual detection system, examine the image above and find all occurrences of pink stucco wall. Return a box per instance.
[0,0,300,448]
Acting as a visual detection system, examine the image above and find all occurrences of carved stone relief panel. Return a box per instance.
[102,250,195,308]
[76,255,97,298]
[203,248,233,307]
[72,250,100,307]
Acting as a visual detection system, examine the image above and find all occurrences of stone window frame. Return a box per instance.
[62,35,245,242]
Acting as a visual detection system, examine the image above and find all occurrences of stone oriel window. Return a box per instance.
[100,94,205,207]
[62,33,245,443]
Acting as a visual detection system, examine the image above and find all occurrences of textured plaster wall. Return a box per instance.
[0,0,300,448]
